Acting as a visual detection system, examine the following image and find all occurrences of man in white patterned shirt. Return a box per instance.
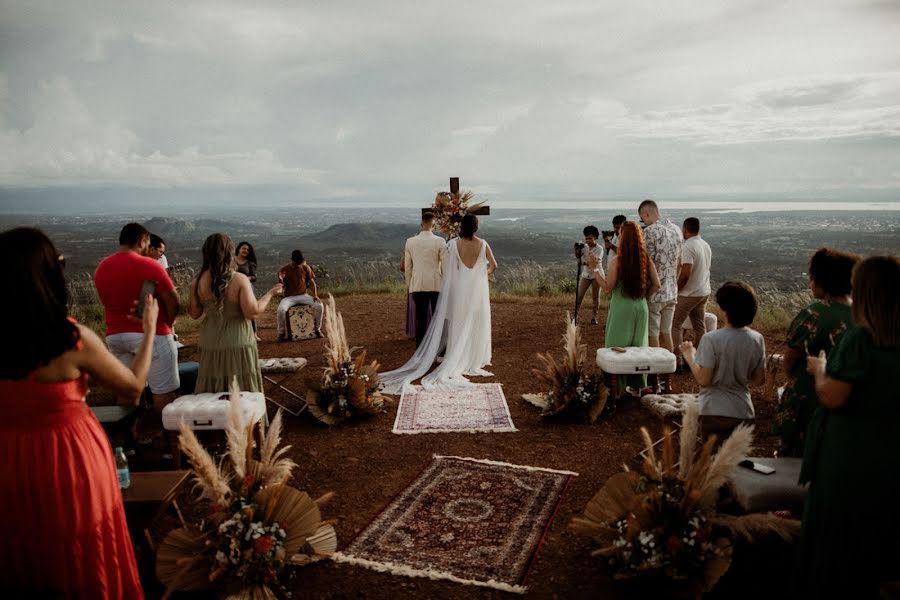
[638,199,683,355]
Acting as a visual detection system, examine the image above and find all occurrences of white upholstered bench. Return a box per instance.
[161,391,266,467]
[638,393,699,461]
[641,393,698,420]
[679,311,718,333]
[727,457,807,514]
[596,346,677,398]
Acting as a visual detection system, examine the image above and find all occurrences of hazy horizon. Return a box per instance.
[1,186,898,217]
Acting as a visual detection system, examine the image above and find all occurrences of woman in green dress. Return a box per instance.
[189,233,283,393]
[796,256,900,597]
[589,221,660,394]
[773,248,859,456]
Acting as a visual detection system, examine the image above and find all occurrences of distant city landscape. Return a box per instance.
[3,199,897,297]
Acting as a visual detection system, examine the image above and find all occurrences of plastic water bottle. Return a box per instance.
[115,447,131,490]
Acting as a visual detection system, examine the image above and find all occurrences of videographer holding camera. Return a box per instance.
[602,214,627,260]
[574,225,605,325]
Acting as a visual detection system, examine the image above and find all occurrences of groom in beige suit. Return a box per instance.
[400,212,447,347]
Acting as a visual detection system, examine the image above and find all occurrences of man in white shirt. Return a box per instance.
[672,217,713,364]
[148,234,168,269]
[638,199,683,352]
[575,225,604,325]
[400,212,448,347]
[602,214,626,272]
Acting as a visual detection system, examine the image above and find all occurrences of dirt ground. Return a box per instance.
[123,294,791,599]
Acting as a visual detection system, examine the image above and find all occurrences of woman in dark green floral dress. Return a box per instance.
[795,256,900,597]
[773,248,859,456]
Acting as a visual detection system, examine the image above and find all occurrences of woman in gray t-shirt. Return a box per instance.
[680,281,766,438]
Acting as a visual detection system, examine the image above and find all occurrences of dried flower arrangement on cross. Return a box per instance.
[570,399,800,596]
[306,295,388,425]
[523,314,610,423]
[430,190,485,238]
[156,379,337,599]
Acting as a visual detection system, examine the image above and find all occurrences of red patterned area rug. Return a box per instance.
[333,455,577,593]
[392,384,516,434]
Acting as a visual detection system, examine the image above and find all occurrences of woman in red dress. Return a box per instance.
[0,227,158,599]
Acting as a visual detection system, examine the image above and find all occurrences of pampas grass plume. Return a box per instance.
[678,397,700,478]
[178,423,230,506]
[699,424,755,506]
[225,376,248,479]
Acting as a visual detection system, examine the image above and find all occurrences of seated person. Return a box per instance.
[680,281,766,438]
[276,249,324,340]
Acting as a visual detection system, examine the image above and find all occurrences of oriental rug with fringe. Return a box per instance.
[333,455,576,593]
[392,384,516,434]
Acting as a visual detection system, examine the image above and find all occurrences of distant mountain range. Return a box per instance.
[303,222,414,244]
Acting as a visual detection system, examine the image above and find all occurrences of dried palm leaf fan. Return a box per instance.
[156,378,336,599]
[307,295,388,425]
[522,313,609,423]
[570,398,799,595]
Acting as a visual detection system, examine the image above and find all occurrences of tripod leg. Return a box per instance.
[574,263,583,323]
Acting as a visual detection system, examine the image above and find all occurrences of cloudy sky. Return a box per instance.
[1,0,899,203]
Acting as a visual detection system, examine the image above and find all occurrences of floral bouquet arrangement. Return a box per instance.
[523,314,609,423]
[156,380,337,600]
[430,189,484,238]
[570,400,799,596]
[307,295,388,425]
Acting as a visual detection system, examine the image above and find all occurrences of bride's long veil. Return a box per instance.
[380,238,492,395]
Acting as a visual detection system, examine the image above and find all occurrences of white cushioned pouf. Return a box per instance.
[162,392,266,431]
[596,347,677,375]
[768,353,784,370]
[680,311,718,332]
[641,393,698,419]
[259,357,308,374]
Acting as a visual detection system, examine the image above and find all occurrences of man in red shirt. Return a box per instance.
[94,223,181,414]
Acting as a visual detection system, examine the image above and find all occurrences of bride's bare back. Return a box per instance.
[456,236,498,273]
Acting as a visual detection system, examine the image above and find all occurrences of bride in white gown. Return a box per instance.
[380,214,498,395]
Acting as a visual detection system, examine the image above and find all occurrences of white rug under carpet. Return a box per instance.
[392,383,516,434]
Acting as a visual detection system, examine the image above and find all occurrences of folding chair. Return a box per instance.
[259,357,308,416]
[638,393,699,463]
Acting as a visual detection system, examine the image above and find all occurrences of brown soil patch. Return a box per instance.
[143,294,790,599]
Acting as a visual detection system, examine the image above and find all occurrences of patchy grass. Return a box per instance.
[66,259,806,339]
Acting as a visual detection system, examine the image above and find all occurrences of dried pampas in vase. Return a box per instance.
[570,397,800,596]
[522,313,609,423]
[307,294,388,425]
[156,380,336,599]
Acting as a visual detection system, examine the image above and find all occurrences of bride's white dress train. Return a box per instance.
[380,238,492,394]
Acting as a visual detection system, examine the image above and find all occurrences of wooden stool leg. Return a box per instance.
[171,499,186,527]
[661,374,674,394]
[168,431,182,469]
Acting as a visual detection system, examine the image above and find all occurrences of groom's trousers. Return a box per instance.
[411,291,439,347]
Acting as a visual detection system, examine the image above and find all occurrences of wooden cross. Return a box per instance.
[422,177,490,217]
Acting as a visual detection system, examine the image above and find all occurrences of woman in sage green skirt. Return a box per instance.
[189,233,283,393]
[589,221,660,394]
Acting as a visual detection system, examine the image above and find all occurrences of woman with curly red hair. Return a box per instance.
[589,221,660,393]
